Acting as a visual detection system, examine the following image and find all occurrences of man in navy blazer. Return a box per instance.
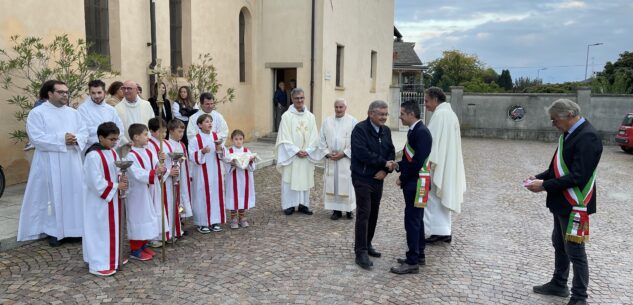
[526,99,602,305]
[390,101,432,274]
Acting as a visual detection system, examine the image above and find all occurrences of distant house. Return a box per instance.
[392,27,426,92]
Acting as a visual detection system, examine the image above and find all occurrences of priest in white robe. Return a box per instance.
[319,98,357,220]
[423,87,466,243]
[187,92,229,144]
[77,80,124,149]
[275,88,320,215]
[115,80,155,148]
[17,80,89,246]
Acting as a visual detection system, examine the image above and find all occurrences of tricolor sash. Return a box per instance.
[404,143,431,208]
[553,135,596,244]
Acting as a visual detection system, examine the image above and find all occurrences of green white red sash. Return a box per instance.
[553,135,596,244]
[404,143,431,208]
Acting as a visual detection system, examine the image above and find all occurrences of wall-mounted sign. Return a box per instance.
[508,105,526,121]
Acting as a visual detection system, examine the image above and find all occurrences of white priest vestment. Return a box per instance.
[125,147,161,240]
[82,148,122,272]
[189,132,227,226]
[275,106,320,209]
[187,110,229,144]
[77,98,124,148]
[224,146,256,211]
[161,139,193,238]
[319,114,357,212]
[115,98,155,147]
[423,102,467,236]
[17,102,89,241]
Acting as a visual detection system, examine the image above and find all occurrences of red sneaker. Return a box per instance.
[143,247,156,257]
[90,269,116,276]
[130,250,153,261]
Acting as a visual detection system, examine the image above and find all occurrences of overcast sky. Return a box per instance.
[394,0,633,84]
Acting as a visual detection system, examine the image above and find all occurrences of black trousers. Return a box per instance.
[403,187,425,264]
[353,178,383,255]
[551,213,589,300]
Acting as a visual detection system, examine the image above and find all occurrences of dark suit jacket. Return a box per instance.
[350,118,396,184]
[148,96,173,122]
[535,120,603,216]
[397,120,433,191]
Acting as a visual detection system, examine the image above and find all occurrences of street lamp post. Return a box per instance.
[585,43,603,80]
[537,67,547,80]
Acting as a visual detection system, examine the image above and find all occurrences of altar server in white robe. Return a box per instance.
[275,88,320,216]
[115,80,155,148]
[161,119,193,239]
[77,80,124,150]
[187,92,229,144]
[189,114,227,233]
[17,80,89,247]
[320,98,358,220]
[422,87,467,244]
[82,122,127,276]
[224,129,257,229]
[125,123,166,261]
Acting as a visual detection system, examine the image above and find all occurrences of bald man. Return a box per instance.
[115,80,156,147]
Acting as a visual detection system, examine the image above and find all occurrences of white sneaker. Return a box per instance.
[211,224,223,232]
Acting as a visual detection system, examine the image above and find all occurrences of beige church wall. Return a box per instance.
[0,0,86,185]
[317,0,394,125]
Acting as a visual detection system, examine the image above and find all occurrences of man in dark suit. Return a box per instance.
[390,101,432,274]
[526,99,603,305]
[351,100,396,270]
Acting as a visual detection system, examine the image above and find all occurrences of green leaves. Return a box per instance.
[0,34,117,142]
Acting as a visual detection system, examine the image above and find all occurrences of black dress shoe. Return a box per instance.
[532,282,570,297]
[566,299,587,305]
[47,236,62,247]
[182,230,190,236]
[330,211,342,220]
[346,212,353,219]
[397,257,426,265]
[368,247,381,258]
[284,207,295,215]
[298,204,313,215]
[390,263,419,274]
[355,253,373,270]
[425,235,452,243]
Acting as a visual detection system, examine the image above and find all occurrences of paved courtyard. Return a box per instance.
[1,138,631,305]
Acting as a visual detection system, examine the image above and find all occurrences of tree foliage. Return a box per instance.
[590,51,633,94]
[497,69,513,91]
[164,53,235,105]
[428,50,484,91]
[0,35,116,142]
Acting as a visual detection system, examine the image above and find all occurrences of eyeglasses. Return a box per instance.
[121,87,136,91]
[55,90,69,95]
[372,110,389,117]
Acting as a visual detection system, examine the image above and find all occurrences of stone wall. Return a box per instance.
[445,86,633,144]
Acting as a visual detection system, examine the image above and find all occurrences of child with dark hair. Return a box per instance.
[224,129,257,229]
[82,122,127,276]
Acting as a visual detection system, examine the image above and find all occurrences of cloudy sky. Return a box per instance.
[394,0,633,83]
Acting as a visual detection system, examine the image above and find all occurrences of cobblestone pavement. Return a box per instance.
[1,138,631,305]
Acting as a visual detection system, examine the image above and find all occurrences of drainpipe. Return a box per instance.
[148,0,158,96]
[310,0,315,111]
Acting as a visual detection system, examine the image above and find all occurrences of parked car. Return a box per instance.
[615,113,633,153]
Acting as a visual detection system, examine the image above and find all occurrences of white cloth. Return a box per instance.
[164,139,193,218]
[115,97,155,146]
[319,114,357,212]
[172,102,189,122]
[189,132,227,226]
[161,139,192,238]
[426,102,466,213]
[275,106,320,209]
[77,97,124,149]
[82,148,122,272]
[224,146,256,211]
[145,136,171,240]
[125,146,161,240]
[187,110,229,144]
[424,188,452,236]
[17,102,88,241]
